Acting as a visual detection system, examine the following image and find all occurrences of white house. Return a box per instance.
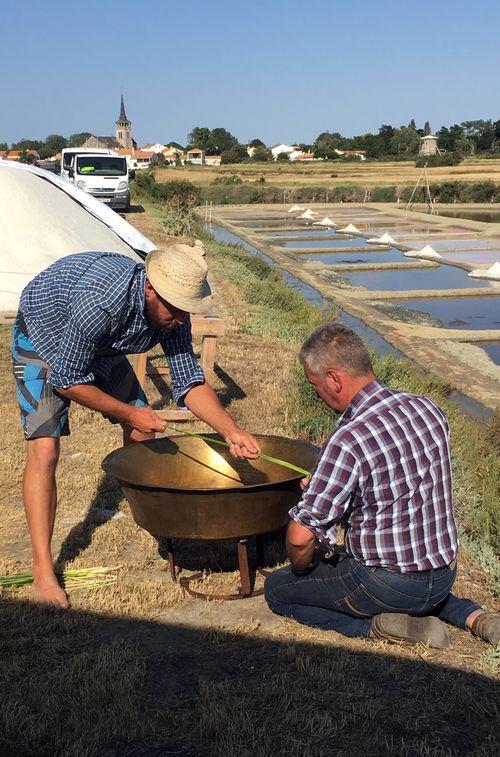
[185,148,205,165]
[141,143,167,154]
[205,155,221,166]
[130,150,154,169]
[270,143,298,160]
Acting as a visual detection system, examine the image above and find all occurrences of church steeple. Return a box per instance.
[115,93,132,149]
[118,94,130,124]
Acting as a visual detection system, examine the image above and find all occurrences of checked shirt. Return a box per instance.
[289,380,458,572]
[19,252,204,404]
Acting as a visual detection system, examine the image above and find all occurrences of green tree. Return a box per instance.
[19,152,37,164]
[209,127,239,155]
[250,146,271,161]
[378,124,395,155]
[220,145,247,164]
[390,125,419,158]
[0,142,8,151]
[312,132,340,159]
[187,127,212,151]
[248,138,265,148]
[165,141,184,150]
[44,134,67,155]
[276,151,290,161]
[423,121,431,135]
[12,138,44,151]
[67,132,92,147]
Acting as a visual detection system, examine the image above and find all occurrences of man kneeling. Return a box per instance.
[265,323,499,648]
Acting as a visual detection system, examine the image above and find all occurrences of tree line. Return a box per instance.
[3,119,500,163]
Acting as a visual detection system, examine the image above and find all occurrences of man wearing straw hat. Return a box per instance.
[12,244,260,610]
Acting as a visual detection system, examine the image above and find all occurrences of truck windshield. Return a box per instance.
[76,156,127,176]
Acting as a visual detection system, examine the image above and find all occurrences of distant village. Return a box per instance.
[0,96,444,170]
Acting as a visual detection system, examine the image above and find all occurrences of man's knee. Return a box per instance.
[26,437,60,469]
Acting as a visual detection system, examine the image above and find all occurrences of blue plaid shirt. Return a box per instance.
[19,252,205,404]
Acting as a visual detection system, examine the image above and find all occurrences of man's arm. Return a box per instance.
[59,384,166,433]
[162,319,260,459]
[286,520,318,572]
[289,440,359,547]
[184,382,260,458]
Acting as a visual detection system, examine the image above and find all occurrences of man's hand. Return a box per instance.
[224,427,261,460]
[125,406,167,434]
[300,474,311,492]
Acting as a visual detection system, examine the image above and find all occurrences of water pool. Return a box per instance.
[303,248,410,264]
[345,265,498,291]
[281,238,366,249]
[382,297,500,330]
[476,342,500,365]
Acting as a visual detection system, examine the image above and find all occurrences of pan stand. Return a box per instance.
[164,536,268,601]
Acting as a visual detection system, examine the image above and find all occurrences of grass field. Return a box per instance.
[154,157,500,188]
[0,206,498,756]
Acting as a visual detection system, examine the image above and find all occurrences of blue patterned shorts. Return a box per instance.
[11,312,147,440]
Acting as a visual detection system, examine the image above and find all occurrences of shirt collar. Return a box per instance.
[337,379,386,426]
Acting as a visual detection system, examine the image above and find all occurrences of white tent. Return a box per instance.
[404,245,442,261]
[312,217,337,227]
[338,223,361,235]
[299,209,317,220]
[468,261,500,281]
[367,232,397,246]
[288,204,304,213]
[0,162,156,315]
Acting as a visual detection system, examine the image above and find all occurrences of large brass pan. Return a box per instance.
[101,434,318,540]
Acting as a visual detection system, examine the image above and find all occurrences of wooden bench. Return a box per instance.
[132,314,225,421]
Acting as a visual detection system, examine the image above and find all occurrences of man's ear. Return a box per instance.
[326,369,342,393]
[144,280,154,299]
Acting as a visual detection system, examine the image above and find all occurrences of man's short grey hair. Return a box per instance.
[299,322,373,377]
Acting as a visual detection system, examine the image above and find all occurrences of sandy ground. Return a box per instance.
[441,340,500,383]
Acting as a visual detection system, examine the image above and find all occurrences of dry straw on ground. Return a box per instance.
[0,207,498,757]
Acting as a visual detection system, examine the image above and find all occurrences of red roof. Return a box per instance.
[134,150,154,159]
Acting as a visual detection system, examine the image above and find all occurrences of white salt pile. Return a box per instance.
[404,245,442,260]
[468,261,500,281]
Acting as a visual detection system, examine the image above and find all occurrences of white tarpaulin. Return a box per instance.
[0,161,156,314]
[468,261,500,281]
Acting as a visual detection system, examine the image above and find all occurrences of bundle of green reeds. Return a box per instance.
[0,566,119,592]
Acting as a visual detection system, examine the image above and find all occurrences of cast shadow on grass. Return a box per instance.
[0,595,497,757]
[55,474,124,567]
[148,359,246,412]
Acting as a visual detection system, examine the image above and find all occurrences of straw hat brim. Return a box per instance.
[145,249,212,314]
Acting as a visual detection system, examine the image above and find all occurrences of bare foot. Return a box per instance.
[33,577,70,610]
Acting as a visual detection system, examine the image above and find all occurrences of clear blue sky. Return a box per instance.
[1,0,499,146]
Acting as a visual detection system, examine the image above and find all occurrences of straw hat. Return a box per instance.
[145,240,212,314]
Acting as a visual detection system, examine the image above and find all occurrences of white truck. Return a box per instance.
[61,148,134,211]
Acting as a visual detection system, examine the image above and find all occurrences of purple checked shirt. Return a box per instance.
[289,380,458,572]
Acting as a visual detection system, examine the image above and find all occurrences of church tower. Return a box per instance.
[115,94,132,150]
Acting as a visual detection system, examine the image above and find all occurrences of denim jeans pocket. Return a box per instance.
[337,583,409,618]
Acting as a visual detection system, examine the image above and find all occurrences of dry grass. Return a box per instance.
[154,158,500,188]
[0,207,498,756]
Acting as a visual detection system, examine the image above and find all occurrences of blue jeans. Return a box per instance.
[264,554,481,639]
